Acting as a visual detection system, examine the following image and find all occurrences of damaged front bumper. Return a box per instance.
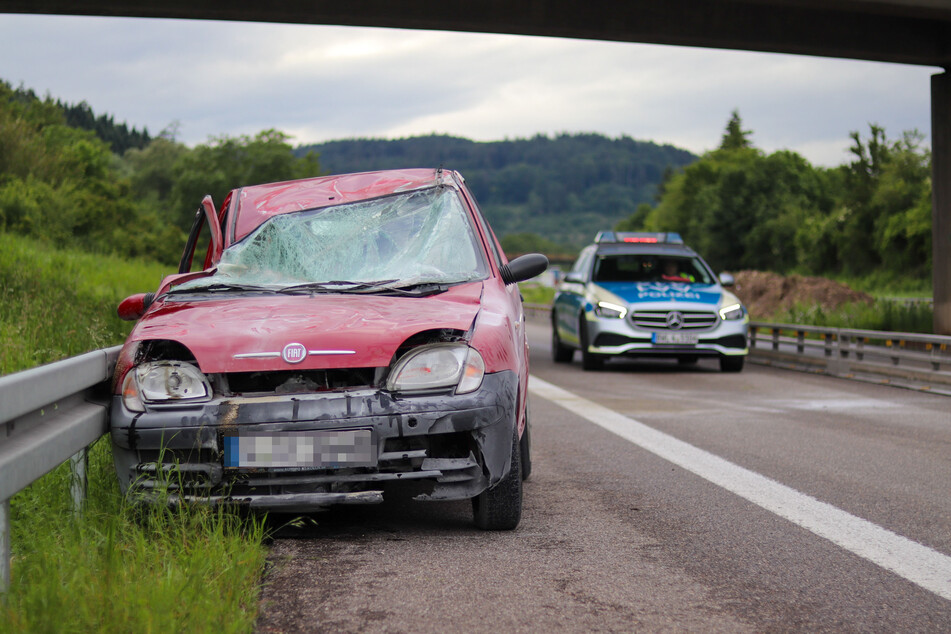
[110,371,518,512]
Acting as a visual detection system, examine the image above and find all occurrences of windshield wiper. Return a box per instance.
[372,282,452,297]
[281,280,454,297]
[168,282,276,295]
[276,280,399,295]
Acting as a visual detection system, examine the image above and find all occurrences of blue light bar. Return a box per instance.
[596,232,683,245]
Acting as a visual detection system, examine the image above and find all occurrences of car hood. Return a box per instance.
[594,282,723,307]
[128,282,484,373]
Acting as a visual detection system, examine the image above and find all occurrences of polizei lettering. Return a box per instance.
[634,282,701,301]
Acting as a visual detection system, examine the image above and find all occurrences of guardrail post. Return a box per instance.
[797,331,805,354]
[824,333,833,357]
[1,498,10,593]
[772,328,780,351]
[749,325,757,349]
[69,448,88,516]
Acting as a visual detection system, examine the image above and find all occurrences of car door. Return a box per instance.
[177,194,224,274]
[553,246,595,345]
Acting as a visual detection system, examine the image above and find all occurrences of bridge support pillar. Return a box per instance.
[933,72,951,335]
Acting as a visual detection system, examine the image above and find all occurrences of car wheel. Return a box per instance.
[579,316,604,371]
[519,398,532,482]
[551,313,574,363]
[472,428,522,530]
[720,355,745,372]
[678,356,699,366]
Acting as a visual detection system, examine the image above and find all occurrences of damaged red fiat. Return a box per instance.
[112,168,547,529]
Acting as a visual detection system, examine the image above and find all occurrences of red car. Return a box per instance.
[112,168,547,529]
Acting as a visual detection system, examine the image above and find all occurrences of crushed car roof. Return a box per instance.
[230,168,458,243]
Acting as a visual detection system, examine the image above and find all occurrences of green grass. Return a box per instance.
[3,439,268,633]
[1,234,270,632]
[519,283,555,305]
[0,232,169,374]
[833,270,933,299]
[770,299,934,334]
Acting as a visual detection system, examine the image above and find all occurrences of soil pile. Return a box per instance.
[730,271,874,319]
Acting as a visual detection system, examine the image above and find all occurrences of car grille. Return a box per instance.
[630,309,718,330]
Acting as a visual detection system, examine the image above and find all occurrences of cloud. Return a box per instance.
[0,14,937,166]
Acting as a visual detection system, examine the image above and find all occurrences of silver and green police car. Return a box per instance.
[551,232,748,372]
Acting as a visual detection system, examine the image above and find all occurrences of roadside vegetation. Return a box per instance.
[0,233,166,374]
[773,299,933,334]
[3,439,267,633]
[0,236,269,632]
[617,111,932,301]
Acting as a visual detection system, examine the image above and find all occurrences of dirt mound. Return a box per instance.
[730,270,874,319]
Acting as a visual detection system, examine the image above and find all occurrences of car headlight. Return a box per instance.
[718,303,745,320]
[387,344,485,394]
[121,360,212,411]
[594,301,628,319]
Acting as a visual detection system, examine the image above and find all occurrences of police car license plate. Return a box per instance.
[653,332,699,345]
[223,430,376,468]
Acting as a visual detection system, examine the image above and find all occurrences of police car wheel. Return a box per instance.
[579,317,604,371]
[551,314,574,363]
[720,355,745,372]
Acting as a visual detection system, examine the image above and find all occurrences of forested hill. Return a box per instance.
[7,83,151,154]
[296,134,696,249]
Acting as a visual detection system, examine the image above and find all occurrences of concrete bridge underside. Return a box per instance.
[2,0,950,332]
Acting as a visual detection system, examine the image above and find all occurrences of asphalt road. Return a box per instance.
[256,320,951,633]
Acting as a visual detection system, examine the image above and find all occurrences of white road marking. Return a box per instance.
[529,375,951,601]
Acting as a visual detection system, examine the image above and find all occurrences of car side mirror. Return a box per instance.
[499,253,549,285]
[719,272,735,287]
[117,293,155,321]
[563,272,584,284]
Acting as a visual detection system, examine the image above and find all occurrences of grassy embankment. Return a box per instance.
[1,233,268,633]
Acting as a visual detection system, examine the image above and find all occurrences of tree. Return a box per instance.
[169,130,322,231]
[720,110,753,151]
[626,113,829,273]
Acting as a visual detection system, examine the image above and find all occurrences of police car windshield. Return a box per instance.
[593,254,713,285]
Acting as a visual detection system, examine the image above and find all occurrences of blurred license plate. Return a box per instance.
[653,332,698,345]
[223,430,376,468]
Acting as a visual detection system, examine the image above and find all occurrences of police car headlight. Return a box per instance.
[595,301,628,319]
[719,303,745,320]
[387,344,485,394]
[123,361,212,410]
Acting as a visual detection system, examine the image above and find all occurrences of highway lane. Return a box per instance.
[256,320,951,632]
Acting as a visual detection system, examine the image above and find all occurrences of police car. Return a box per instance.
[551,231,748,372]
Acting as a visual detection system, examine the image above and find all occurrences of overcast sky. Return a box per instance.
[0,14,940,166]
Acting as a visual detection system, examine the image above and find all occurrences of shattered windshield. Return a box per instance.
[174,186,488,293]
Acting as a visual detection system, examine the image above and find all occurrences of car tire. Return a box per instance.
[579,317,604,371]
[473,428,522,530]
[519,399,532,482]
[551,313,574,363]
[720,355,745,372]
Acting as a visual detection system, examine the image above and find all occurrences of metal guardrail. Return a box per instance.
[0,346,120,592]
[524,303,951,392]
[748,322,951,392]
